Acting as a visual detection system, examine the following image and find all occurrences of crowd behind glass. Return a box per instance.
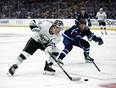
[0,0,115,19]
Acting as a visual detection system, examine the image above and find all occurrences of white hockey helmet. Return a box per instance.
[100,8,103,11]
[53,20,64,30]
[99,8,103,13]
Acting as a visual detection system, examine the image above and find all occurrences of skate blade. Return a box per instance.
[6,72,13,77]
[43,71,55,75]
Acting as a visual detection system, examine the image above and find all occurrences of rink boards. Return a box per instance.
[0,19,116,30]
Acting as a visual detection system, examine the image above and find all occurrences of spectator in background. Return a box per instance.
[0,0,115,19]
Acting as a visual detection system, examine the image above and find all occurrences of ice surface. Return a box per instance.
[0,27,116,88]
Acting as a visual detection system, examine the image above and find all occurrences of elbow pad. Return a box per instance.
[32,28,40,32]
[29,20,38,30]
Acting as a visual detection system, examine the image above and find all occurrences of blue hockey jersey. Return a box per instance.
[62,25,94,41]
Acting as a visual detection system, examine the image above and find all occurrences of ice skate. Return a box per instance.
[101,31,103,35]
[105,31,107,35]
[85,56,94,63]
[43,61,55,75]
[7,64,18,76]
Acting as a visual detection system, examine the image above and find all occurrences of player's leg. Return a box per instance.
[7,38,38,76]
[98,21,103,34]
[57,38,73,64]
[99,22,103,34]
[7,51,31,76]
[81,40,94,63]
[44,47,59,75]
[100,27,103,34]
[103,22,107,34]
[75,39,93,63]
[104,27,107,34]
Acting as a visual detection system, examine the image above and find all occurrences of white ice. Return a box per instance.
[0,27,116,88]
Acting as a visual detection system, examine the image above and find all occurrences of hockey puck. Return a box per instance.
[84,79,88,81]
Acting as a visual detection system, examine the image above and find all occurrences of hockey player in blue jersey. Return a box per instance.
[57,18,104,64]
[75,7,92,27]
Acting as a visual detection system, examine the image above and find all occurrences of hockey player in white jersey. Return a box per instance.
[96,8,107,34]
[7,20,64,76]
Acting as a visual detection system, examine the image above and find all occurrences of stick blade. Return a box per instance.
[100,71,116,75]
[6,72,13,77]
[71,77,81,81]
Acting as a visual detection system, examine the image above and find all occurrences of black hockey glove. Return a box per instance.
[97,37,104,45]
[88,23,92,27]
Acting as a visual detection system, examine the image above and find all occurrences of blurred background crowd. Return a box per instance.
[0,0,116,19]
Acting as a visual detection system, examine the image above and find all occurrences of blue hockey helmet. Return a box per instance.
[75,18,86,26]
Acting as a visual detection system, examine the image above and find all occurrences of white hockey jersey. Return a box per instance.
[31,21,61,44]
[96,12,107,21]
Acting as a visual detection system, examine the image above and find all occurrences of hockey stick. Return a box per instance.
[92,60,101,72]
[48,52,81,81]
[92,61,116,75]
[92,60,116,75]
[38,39,81,81]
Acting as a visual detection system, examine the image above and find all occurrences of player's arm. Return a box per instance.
[29,20,38,30]
[92,36,104,45]
[71,28,82,41]
[96,12,99,20]
[85,27,104,45]
[45,42,55,53]
[44,37,57,53]
[104,12,107,19]
[45,36,61,53]
[29,20,41,32]
[30,20,43,42]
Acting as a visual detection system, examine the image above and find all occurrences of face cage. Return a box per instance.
[55,25,64,31]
